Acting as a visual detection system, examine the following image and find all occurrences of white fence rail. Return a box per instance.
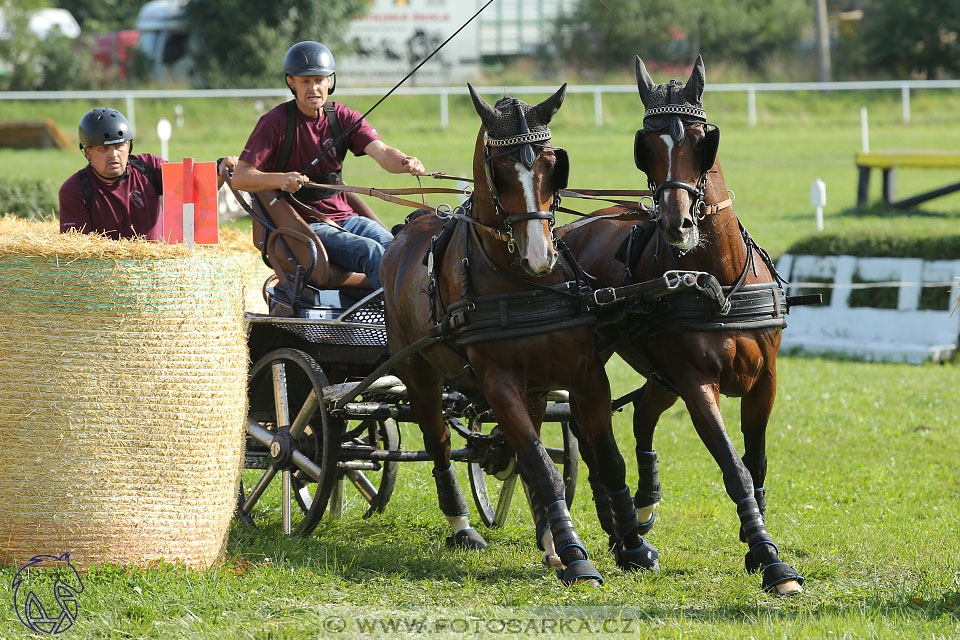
[776,254,960,363]
[3,79,960,133]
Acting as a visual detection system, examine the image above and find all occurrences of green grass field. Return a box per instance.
[1,89,959,638]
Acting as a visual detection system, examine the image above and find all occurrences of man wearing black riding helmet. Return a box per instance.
[232,41,426,289]
[59,107,237,240]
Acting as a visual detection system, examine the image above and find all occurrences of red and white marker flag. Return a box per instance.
[161,158,218,247]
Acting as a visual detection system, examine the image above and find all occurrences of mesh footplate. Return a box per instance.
[248,291,387,347]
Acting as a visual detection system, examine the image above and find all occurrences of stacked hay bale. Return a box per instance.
[0,217,248,569]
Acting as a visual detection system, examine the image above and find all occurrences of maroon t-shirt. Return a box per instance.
[59,153,165,240]
[239,101,380,223]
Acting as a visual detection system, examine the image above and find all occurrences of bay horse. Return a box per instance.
[380,84,658,586]
[561,56,804,594]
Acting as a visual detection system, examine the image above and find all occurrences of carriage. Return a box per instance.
[233,186,581,537]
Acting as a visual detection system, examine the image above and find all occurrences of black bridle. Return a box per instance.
[638,121,720,223]
[479,103,566,252]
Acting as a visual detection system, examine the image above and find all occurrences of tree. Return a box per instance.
[185,0,372,88]
[57,0,143,32]
[553,0,810,75]
[857,0,960,78]
[0,0,104,90]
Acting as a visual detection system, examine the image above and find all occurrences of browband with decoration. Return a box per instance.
[644,104,706,120]
[486,130,552,147]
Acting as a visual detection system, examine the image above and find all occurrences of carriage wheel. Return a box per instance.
[468,419,579,528]
[240,348,341,536]
[324,417,400,520]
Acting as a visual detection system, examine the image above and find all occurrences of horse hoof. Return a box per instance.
[636,502,658,535]
[614,537,660,573]
[761,562,805,595]
[542,552,563,569]
[773,579,803,595]
[446,528,488,550]
[556,559,604,587]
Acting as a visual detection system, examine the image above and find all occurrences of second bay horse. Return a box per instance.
[562,56,804,594]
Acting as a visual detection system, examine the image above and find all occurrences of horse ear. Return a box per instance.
[468,83,498,130]
[534,83,567,125]
[636,55,656,104]
[684,54,705,104]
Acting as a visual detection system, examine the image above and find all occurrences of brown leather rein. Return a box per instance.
[301,173,733,241]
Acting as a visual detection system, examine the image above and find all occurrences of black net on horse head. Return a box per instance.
[468,83,569,192]
[634,55,718,175]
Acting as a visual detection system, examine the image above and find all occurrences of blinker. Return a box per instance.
[669,117,685,145]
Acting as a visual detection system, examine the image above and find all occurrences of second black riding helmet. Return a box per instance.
[78,108,134,150]
[283,41,336,94]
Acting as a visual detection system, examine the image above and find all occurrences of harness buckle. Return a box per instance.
[593,287,617,306]
[435,203,452,218]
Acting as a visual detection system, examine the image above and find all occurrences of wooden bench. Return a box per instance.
[0,119,72,150]
[856,151,960,209]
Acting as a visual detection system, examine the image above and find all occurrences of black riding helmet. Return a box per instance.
[78,108,134,151]
[283,41,336,95]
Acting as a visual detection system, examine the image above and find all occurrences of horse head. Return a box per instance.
[634,55,720,251]
[467,83,569,276]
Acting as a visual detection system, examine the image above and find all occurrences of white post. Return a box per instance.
[860,106,869,153]
[440,91,449,129]
[810,178,826,232]
[901,84,911,124]
[156,119,172,161]
[125,94,136,137]
[747,87,757,126]
[594,90,603,127]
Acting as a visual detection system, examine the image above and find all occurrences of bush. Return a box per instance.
[0,177,60,220]
[786,231,960,261]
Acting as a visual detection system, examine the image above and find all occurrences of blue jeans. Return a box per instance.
[309,215,393,289]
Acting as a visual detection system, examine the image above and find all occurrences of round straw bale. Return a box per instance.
[0,220,248,569]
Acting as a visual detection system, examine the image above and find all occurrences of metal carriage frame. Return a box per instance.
[239,288,580,537]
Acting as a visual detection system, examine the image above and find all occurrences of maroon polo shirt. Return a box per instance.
[239,100,380,224]
[59,153,165,240]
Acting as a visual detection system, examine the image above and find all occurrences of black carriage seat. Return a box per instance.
[242,186,376,318]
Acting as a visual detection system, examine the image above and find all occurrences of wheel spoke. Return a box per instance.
[243,466,278,513]
[282,470,292,534]
[345,469,378,505]
[288,389,319,439]
[329,478,344,519]
[272,362,290,427]
[493,472,518,526]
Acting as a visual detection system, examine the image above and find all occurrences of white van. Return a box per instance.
[135,0,191,80]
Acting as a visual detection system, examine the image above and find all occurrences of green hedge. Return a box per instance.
[786,231,960,261]
[0,176,60,220]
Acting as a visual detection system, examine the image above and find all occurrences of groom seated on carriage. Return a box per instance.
[231,40,426,293]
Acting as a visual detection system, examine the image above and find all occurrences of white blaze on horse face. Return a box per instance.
[659,133,699,250]
[514,162,555,274]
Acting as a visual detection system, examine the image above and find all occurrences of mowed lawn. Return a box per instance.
[1,89,958,638]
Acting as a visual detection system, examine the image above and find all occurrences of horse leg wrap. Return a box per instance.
[739,486,766,543]
[739,496,777,574]
[609,486,659,573]
[433,465,487,550]
[529,499,561,567]
[634,449,661,534]
[588,473,616,542]
[547,500,603,587]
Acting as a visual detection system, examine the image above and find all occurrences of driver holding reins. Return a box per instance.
[232,41,427,289]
